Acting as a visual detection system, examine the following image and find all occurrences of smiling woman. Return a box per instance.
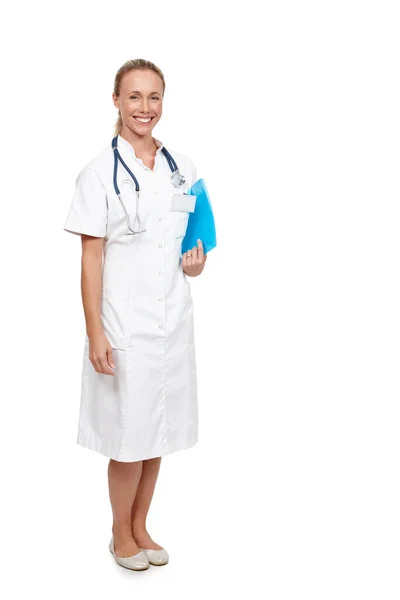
[63,58,209,571]
[113,65,165,148]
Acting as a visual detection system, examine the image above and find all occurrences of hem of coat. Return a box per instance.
[76,431,198,462]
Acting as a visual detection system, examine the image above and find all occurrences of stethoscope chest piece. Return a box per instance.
[171,170,186,188]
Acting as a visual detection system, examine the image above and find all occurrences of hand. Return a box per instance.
[182,239,208,277]
[88,331,115,375]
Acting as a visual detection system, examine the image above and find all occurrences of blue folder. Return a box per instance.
[181,178,217,255]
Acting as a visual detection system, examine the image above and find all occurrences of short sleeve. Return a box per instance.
[63,165,107,237]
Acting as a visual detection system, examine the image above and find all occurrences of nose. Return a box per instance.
[140,97,149,113]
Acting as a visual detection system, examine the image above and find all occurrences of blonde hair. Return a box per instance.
[113,59,166,136]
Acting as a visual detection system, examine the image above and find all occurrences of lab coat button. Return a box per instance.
[158,217,163,221]
[158,244,163,248]
[158,297,163,302]
[158,270,163,275]
[155,191,160,195]
[159,324,163,329]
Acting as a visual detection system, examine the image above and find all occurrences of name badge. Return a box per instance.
[171,193,197,213]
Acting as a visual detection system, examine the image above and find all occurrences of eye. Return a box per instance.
[130,95,138,99]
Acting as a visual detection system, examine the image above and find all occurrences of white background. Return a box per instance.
[0,1,399,598]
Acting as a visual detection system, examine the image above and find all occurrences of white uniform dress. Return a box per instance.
[64,134,199,462]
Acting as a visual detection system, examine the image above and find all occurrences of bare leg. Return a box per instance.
[108,458,144,558]
[131,457,163,550]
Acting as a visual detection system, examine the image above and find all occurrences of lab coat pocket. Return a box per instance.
[82,339,128,452]
[108,182,137,223]
[173,212,190,239]
[108,194,125,220]
[171,193,195,239]
[101,287,130,349]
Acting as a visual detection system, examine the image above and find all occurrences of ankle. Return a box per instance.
[113,522,134,539]
[132,521,147,537]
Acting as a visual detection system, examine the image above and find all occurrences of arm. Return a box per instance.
[81,235,115,375]
[63,164,114,374]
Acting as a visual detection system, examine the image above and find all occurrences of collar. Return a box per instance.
[117,134,164,159]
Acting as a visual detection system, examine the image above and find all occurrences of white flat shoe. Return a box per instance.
[141,547,169,566]
[109,537,150,571]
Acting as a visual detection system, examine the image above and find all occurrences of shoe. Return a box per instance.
[109,536,150,571]
[140,547,169,566]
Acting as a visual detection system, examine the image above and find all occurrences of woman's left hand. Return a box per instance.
[182,239,207,277]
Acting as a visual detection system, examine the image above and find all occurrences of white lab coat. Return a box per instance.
[64,135,198,462]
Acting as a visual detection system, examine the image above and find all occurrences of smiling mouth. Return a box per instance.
[133,116,154,123]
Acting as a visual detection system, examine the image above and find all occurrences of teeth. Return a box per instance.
[134,117,152,123]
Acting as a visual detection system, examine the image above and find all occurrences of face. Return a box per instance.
[113,69,163,138]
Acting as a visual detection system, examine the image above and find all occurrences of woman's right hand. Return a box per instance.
[88,331,115,375]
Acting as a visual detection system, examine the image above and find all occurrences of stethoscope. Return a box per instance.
[112,135,186,234]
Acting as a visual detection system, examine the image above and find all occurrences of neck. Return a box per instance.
[119,127,157,155]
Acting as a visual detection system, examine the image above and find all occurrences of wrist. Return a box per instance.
[86,324,104,337]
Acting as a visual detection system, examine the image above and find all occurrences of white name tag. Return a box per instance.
[171,193,197,213]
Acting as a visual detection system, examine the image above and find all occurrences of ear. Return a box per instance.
[111,92,119,110]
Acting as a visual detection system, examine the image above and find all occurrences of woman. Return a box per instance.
[64,59,207,571]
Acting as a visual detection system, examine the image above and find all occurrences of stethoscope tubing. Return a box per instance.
[111,135,185,235]
[112,135,180,195]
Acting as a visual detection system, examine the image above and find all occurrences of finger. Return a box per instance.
[185,249,193,265]
[99,355,114,375]
[197,239,204,262]
[191,245,198,263]
[91,356,102,373]
[107,347,115,369]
